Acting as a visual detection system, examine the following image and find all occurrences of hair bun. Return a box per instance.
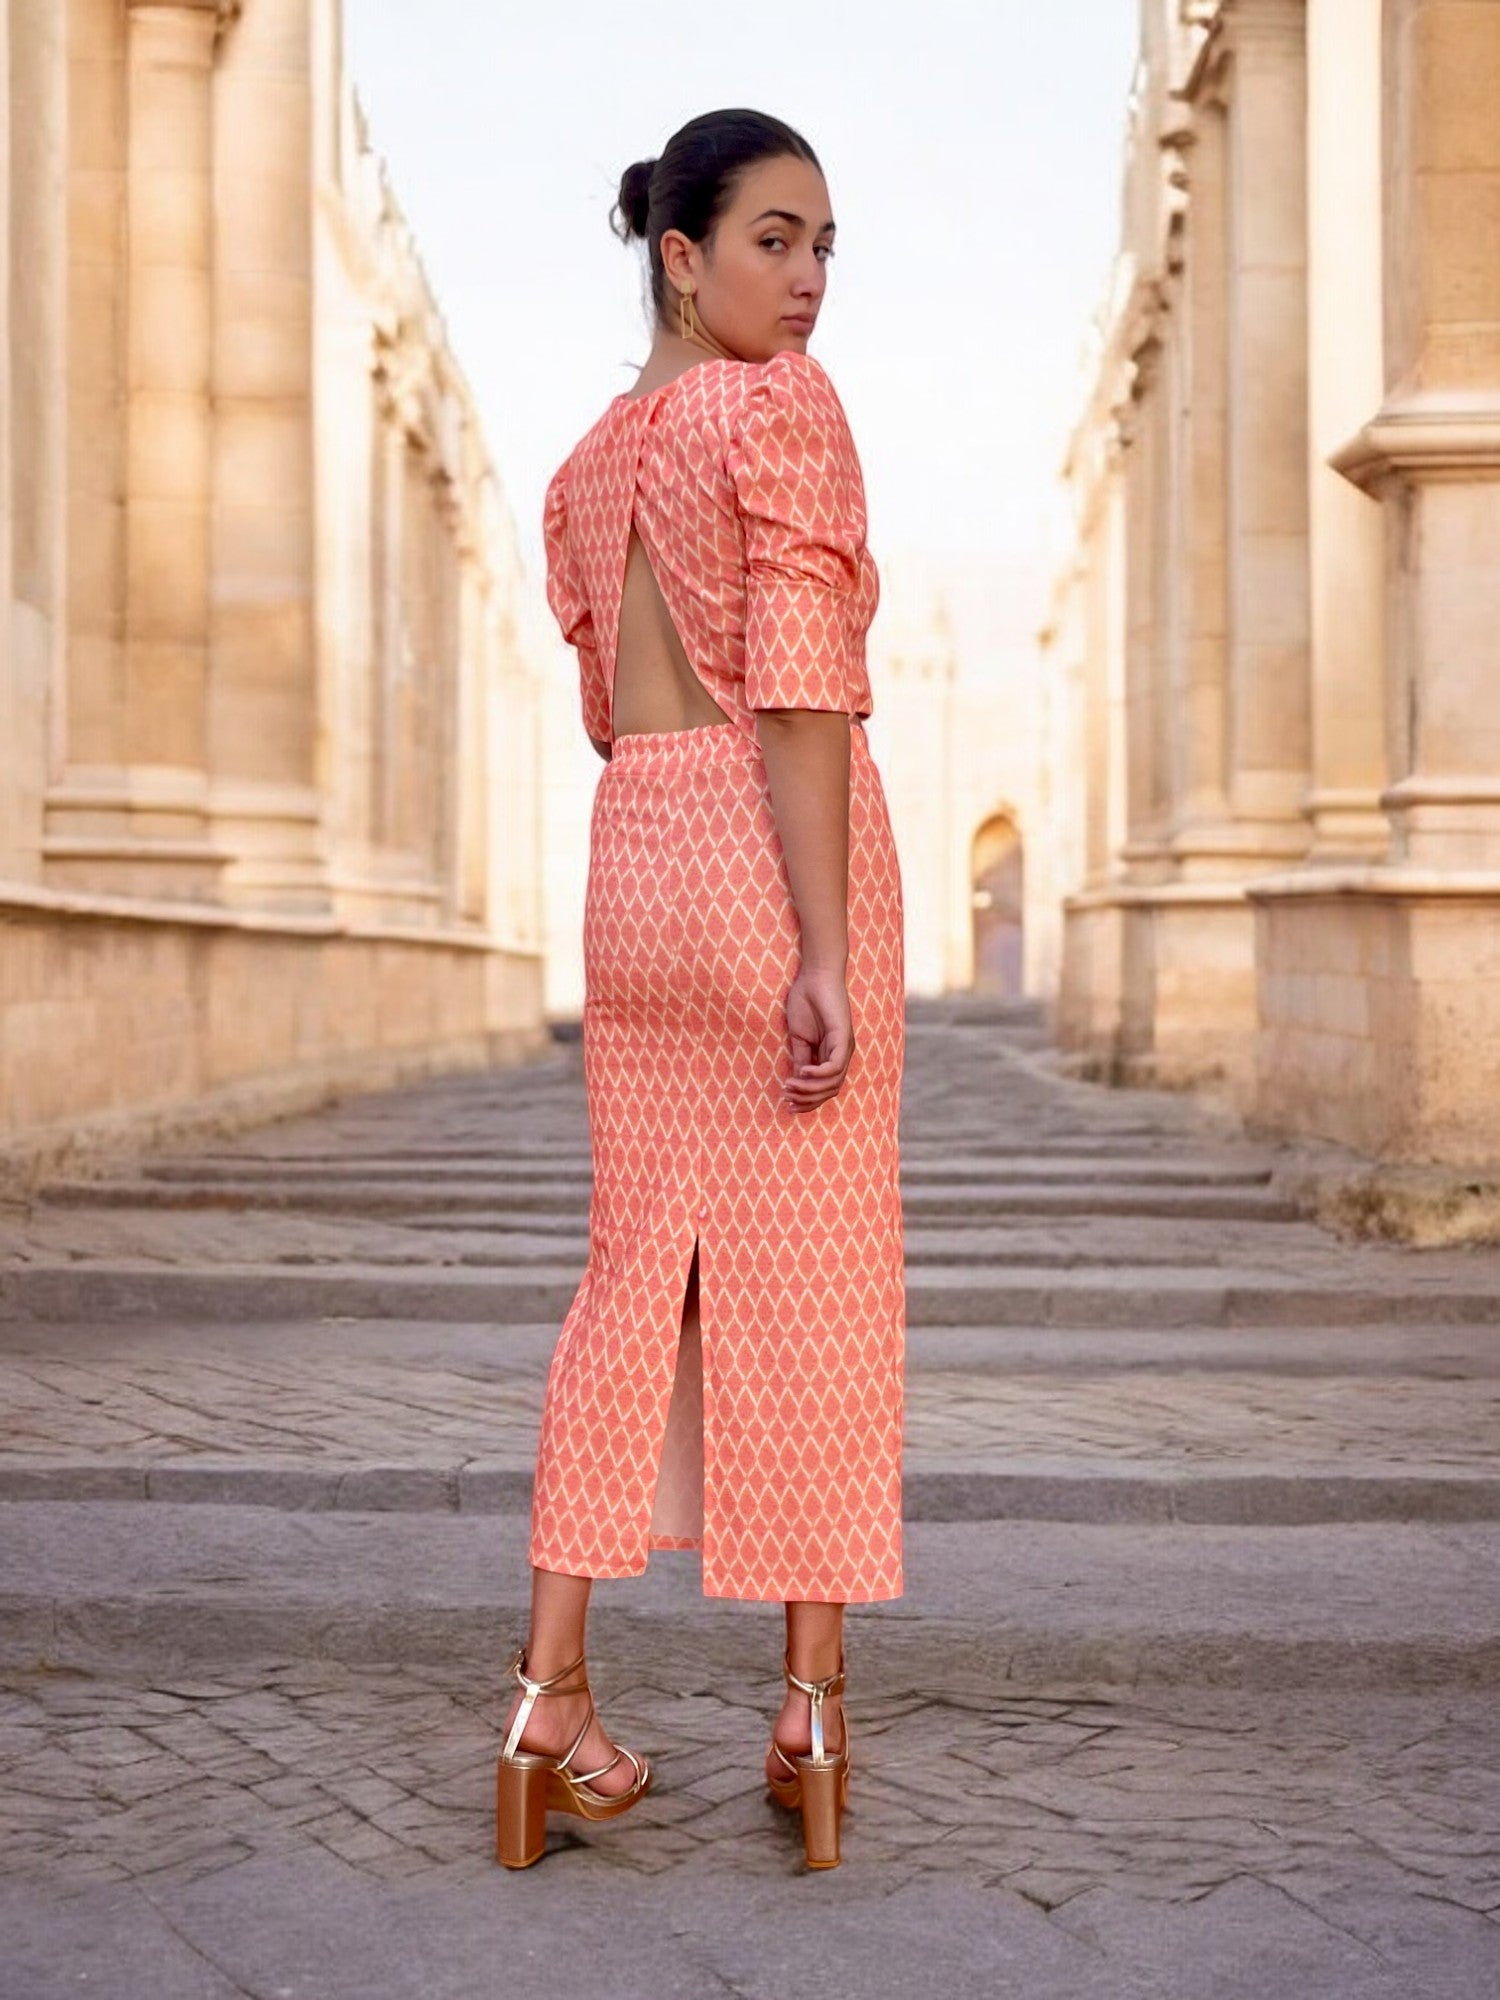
[615,157,657,241]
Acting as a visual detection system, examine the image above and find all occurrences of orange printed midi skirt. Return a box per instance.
[529,349,906,1602]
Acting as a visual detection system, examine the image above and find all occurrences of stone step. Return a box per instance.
[143,1131,1238,1168]
[138,1157,1276,1189]
[37,1177,1304,1223]
[3,1316,1491,1515]
[2,1503,1495,1691]
[1,1215,1333,1269]
[3,1456,1496,1525]
[11,1314,1492,1374]
[4,1259,1498,1325]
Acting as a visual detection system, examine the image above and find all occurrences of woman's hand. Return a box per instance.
[781,965,854,1111]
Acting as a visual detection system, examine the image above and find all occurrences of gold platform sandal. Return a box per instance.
[765,1651,850,1869]
[495,1643,652,1869]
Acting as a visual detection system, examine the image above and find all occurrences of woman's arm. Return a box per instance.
[755,707,853,1111]
[728,352,869,1109]
[754,708,849,973]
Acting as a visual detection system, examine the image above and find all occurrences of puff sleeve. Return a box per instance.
[542,459,610,743]
[725,351,869,714]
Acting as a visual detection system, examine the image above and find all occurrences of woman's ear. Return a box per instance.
[658,227,694,290]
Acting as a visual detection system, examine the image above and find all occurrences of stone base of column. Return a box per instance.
[329,869,450,933]
[205,782,332,914]
[1249,868,1500,1170]
[42,772,339,913]
[43,768,224,901]
[1058,883,1256,1100]
[1303,787,1390,863]
[1055,893,1125,1066]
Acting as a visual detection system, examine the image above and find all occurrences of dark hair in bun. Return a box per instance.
[610,108,820,329]
[616,157,656,241]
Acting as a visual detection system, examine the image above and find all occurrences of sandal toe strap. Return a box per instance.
[570,1740,647,1795]
[566,1742,622,1785]
[768,1734,799,1774]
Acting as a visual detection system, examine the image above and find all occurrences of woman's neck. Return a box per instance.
[627,325,742,399]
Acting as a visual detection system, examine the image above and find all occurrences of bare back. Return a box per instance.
[611,522,734,738]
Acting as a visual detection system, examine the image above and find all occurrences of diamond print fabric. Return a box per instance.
[530,350,906,1602]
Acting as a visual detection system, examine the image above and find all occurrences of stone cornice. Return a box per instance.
[126,0,240,17]
[1244,864,1500,902]
[1064,879,1248,912]
[1159,126,1192,271]
[0,878,509,951]
[372,322,437,442]
[1218,0,1307,47]
[1180,0,1303,105]
[1331,407,1500,492]
[1178,8,1231,105]
[1074,865,1500,908]
[126,0,242,39]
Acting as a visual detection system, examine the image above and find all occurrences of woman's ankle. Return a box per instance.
[518,1641,587,1683]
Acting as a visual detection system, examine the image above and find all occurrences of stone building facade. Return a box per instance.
[1,0,546,1183]
[1040,0,1500,1212]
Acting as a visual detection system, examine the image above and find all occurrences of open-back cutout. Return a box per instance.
[612,522,734,739]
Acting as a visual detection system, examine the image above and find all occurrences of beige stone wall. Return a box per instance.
[1041,0,1500,1197]
[0,898,541,1174]
[1,0,546,1183]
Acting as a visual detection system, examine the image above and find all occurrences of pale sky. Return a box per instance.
[345,1,1139,650]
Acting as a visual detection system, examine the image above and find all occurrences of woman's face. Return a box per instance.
[662,154,836,361]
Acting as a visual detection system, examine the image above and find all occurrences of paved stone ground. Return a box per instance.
[1,996,1498,1996]
[2,1319,1498,1474]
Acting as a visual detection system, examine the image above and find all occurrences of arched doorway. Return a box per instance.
[972,813,1023,994]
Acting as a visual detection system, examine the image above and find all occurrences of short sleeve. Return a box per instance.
[542,459,609,743]
[725,352,868,714]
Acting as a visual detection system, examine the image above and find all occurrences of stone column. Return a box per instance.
[1252,0,1500,1176]
[1334,0,1500,869]
[1119,329,1171,881]
[44,0,231,897]
[123,3,215,785]
[1220,0,1312,860]
[1085,443,1128,890]
[1304,0,1387,857]
[1170,63,1234,867]
[207,0,326,908]
[1060,433,1130,1066]
[2,0,67,883]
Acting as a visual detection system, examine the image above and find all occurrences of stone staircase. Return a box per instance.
[3,994,1499,1693]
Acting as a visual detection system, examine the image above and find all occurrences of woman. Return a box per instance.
[497,108,906,1872]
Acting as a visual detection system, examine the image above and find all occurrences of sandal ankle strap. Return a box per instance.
[506,1643,589,1696]
[782,1650,845,1699]
[502,1643,591,1762]
[782,1650,846,1766]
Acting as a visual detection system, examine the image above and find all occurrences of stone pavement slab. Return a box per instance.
[1,1663,1495,1997]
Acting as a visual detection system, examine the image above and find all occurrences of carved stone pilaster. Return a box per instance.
[44,0,227,897]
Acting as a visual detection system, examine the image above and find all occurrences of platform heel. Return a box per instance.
[495,1644,652,1869]
[766,1651,851,1869]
